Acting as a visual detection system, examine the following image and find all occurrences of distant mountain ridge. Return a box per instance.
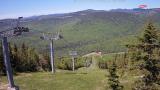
[0,8,160,55]
[110,8,160,15]
[1,8,160,21]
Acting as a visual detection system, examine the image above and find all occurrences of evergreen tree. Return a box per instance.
[127,23,160,90]
[0,43,5,75]
[39,52,51,71]
[107,61,123,90]
[21,42,28,61]
[26,48,39,71]
[12,44,19,71]
[10,43,40,72]
[1,42,41,73]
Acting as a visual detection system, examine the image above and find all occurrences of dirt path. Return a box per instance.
[89,56,98,69]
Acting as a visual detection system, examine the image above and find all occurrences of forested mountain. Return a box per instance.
[0,8,160,56]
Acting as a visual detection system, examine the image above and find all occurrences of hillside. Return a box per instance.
[0,9,160,56]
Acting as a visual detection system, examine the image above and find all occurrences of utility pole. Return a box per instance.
[2,37,17,90]
[0,17,29,90]
[40,32,63,74]
[50,40,55,73]
[69,51,77,71]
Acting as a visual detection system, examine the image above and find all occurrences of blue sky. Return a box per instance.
[0,0,160,19]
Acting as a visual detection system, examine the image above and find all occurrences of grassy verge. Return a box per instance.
[1,68,140,90]
[1,54,141,90]
[1,69,106,90]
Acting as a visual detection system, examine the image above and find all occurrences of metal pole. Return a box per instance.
[50,40,55,73]
[2,37,18,90]
[72,56,75,71]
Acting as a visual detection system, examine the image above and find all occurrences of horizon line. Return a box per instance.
[1,7,159,20]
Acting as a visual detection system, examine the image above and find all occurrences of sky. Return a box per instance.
[0,0,160,19]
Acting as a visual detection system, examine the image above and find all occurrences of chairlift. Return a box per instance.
[59,34,63,39]
[40,36,45,40]
[0,17,29,90]
[22,27,29,32]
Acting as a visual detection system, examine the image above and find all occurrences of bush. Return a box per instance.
[56,57,92,70]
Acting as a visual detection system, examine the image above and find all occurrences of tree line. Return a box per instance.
[0,43,92,75]
[0,43,42,74]
[98,22,160,90]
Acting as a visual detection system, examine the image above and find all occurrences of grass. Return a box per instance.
[1,68,140,90]
[1,69,107,90]
[1,56,141,90]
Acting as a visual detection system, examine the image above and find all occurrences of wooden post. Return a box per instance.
[72,56,75,71]
[69,51,77,71]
